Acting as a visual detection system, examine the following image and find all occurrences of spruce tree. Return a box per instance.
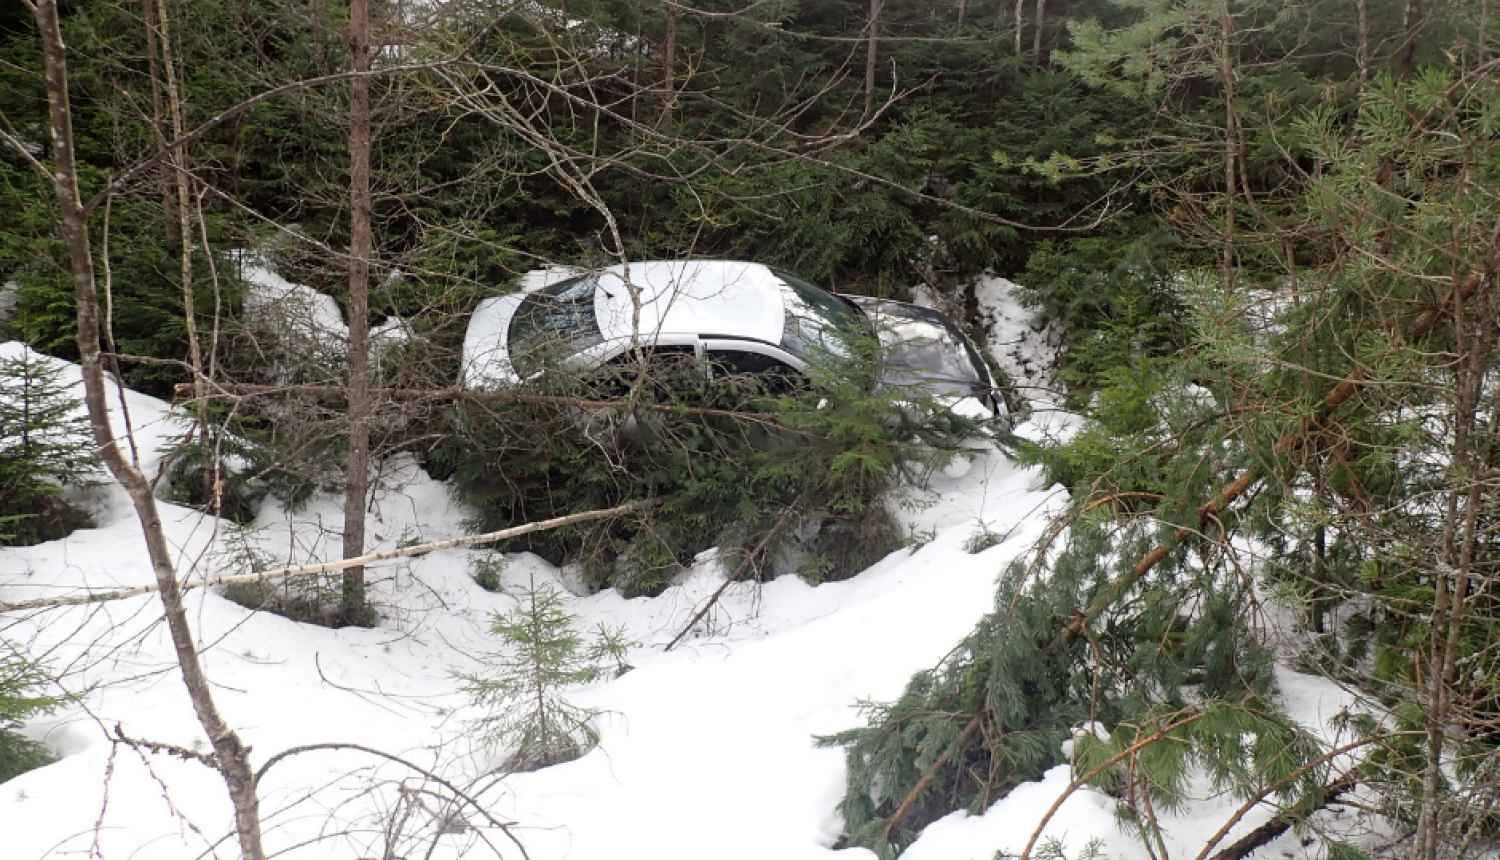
[458,573,604,771]
[0,646,58,783]
[0,350,99,545]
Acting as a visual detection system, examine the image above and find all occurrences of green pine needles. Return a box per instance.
[821,512,1324,858]
[435,333,993,596]
[0,646,59,783]
[0,350,100,546]
[458,574,617,771]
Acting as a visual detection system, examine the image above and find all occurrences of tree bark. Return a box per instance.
[1398,0,1423,81]
[864,0,882,117]
[1013,0,1024,57]
[343,0,374,623]
[1219,0,1238,293]
[28,2,266,857]
[661,2,678,125]
[1031,0,1046,65]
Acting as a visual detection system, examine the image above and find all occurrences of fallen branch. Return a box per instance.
[1019,708,1209,860]
[1191,732,1412,860]
[1205,768,1358,860]
[174,381,797,428]
[880,710,987,845]
[0,502,646,613]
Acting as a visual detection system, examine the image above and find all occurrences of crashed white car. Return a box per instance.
[461,260,1005,419]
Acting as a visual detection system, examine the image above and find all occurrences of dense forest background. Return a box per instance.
[5,0,1500,857]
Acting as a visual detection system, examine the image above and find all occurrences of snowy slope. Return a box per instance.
[0,285,1358,860]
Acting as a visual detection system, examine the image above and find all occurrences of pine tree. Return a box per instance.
[0,349,99,545]
[458,574,604,771]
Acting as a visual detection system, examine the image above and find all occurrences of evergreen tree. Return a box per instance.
[457,574,606,770]
[0,350,99,545]
[0,646,57,784]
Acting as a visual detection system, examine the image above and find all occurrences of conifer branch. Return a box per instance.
[176,382,799,429]
[1114,271,1482,594]
[0,503,647,614]
[880,710,986,845]
[1018,708,1210,860]
[1191,733,1411,860]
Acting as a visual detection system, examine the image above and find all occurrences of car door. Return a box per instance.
[703,341,807,396]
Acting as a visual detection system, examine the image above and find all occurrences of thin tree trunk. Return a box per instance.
[1356,0,1370,95]
[343,0,374,623]
[152,0,211,491]
[155,0,200,384]
[1399,0,1423,81]
[661,3,677,125]
[1013,0,1024,57]
[1031,0,1046,64]
[1219,0,1238,294]
[957,0,967,30]
[864,0,881,117]
[141,0,174,239]
[1480,0,1490,65]
[28,3,265,857]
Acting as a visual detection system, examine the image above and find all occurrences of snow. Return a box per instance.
[972,273,1064,407]
[237,252,410,373]
[1,282,1362,860]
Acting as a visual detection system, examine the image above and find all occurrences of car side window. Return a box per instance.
[591,345,703,400]
[708,349,805,395]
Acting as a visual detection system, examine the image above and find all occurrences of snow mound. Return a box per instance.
[237,252,410,372]
[972,273,1063,406]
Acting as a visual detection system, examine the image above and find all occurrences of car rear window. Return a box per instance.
[507,275,605,377]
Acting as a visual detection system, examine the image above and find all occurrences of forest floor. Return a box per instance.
[0,279,1362,860]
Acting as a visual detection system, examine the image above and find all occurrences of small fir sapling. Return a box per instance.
[458,572,621,770]
[0,350,100,546]
[0,647,59,782]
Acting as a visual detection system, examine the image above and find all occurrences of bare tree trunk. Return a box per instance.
[1013,0,1024,57]
[343,0,374,623]
[957,0,967,30]
[1357,0,1370,94]
[1399,0,1423,81]
[1031,0,1046,64]
[28,2,265,856]
[661,3,678,125]
[1481,0,1491,65]
[1219,0,1238,294]
[141,0,174,238]
[864,0,882,117]
[152,0,210,483]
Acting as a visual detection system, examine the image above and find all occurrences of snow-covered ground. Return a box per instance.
[1,287,1358,860]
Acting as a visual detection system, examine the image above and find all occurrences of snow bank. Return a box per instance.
[237,252,410,373]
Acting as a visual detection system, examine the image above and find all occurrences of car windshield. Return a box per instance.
[772,269,869,365]
[871,304,990,398]
[507,274,605,378]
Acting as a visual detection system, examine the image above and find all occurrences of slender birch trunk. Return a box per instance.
[27,2,266,856]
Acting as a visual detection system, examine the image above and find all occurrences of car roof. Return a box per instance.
[589,260,786,346]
